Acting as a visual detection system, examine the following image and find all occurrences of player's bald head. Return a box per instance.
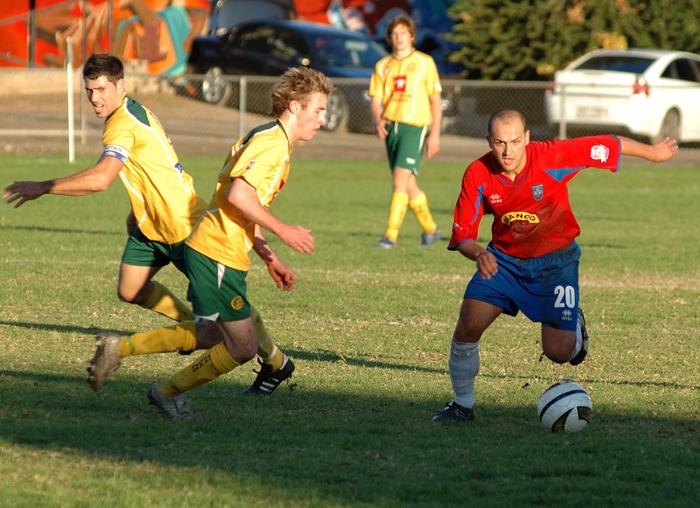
[488,109,528,136]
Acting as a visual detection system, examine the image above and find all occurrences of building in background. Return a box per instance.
[0,0,459,76]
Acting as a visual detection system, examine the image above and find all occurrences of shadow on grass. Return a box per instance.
[2,224,120,236]
[0,368,700,506]
[0,320,133,337]
[0,367,697,506]
[1,320,697,393]
[282,347,700,391]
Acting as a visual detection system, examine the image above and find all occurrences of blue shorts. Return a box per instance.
[465,242,581,331]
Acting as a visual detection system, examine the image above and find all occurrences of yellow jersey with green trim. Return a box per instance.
[102,96,205,244]
[186,120,292,271]
[368,50,442,127]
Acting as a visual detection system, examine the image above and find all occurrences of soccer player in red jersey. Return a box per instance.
[433,109,679,423]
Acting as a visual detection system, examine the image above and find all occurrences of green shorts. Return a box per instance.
[121,227,186,274]
[385,122,429,174]
[183,245,251,322]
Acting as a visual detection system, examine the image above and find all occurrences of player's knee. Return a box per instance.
[542,342,572,364]
[227,339,257,365]
[117,281,150,304]
[117,287,139,303]
[453,320,484,343]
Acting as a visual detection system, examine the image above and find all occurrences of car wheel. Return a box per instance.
[652,109,680,143]
[202,67,231,105]
[323,90,348,132]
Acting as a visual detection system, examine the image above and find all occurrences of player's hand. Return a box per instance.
[652,137,679,162]
[375,119,388,140]
[426,132,441,159]
[3,180,50,208]
[278,225,314,254]
[475,250,498,280]
[265,258,297,291]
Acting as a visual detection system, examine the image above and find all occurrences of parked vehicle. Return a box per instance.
[187,19,386,132]
[545,49,700,142]
[204,0,292,35]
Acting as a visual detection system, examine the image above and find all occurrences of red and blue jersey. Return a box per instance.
[449,136,622,258]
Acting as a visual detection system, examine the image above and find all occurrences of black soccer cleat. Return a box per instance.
[432,401,476,424]
[569,308,589,366]
[245,356,295,395]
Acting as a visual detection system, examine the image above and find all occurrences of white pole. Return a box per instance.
[67,36,75,163]
[558,83,567,140]
[239,76,247,139]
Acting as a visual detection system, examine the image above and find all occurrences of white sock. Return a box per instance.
[567,317,584,361]
[449,338,479,409]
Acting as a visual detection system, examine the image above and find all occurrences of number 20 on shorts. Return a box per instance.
[553,285,576,308]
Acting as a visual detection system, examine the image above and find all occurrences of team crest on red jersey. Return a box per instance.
[531,184,544,201]
[590,144,610,163]
[393,75,407,92]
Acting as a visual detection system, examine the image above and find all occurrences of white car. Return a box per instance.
[545,49,700,142]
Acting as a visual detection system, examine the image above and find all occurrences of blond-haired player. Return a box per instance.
[369,15,443,248]
[86,67,333,419]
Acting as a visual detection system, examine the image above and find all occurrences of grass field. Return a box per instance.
[0,153,698,507]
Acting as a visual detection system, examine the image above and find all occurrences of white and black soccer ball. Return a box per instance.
[538,380,592,433]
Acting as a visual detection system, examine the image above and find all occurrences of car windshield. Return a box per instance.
[309,35,385,68]
[574,55,656,74]
[216,0,289,30]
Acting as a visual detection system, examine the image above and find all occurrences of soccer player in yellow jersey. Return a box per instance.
[369,15,443,248]
[86,67,333,419]
[3,53,204,326]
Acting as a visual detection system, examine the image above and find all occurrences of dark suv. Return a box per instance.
[188,19,386,132]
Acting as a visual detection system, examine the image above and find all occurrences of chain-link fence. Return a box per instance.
[174,74,555,138]
[1,70,699,158]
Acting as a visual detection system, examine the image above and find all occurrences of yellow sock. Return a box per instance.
[141,281,194,322]
[385,191,409,242]
[409,191,437,233]
[159,342,239,396]
[251,306,285,370]
[118,320,197,357]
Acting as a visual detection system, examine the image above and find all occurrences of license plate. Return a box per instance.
[576,105,607,119]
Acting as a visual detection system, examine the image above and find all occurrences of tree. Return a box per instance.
[446,0,696,80]
[629,0,700,52]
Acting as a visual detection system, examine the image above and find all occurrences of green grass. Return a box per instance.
[0,153,698,507]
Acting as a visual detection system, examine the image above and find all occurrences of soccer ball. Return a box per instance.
[538,380,592,433]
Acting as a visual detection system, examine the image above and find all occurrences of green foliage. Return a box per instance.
[629,0,700,50]
[0,154,698,507]
[448,0,700,80]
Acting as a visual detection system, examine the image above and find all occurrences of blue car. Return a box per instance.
[188,19,387,132]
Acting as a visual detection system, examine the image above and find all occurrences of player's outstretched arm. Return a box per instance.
[228,177,314,254]
[253,225,296,291]
[3,155,123,208]
[619,136,679,162]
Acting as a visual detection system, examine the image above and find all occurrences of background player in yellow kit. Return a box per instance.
[86,67,333,418]
[369,15,443,249]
